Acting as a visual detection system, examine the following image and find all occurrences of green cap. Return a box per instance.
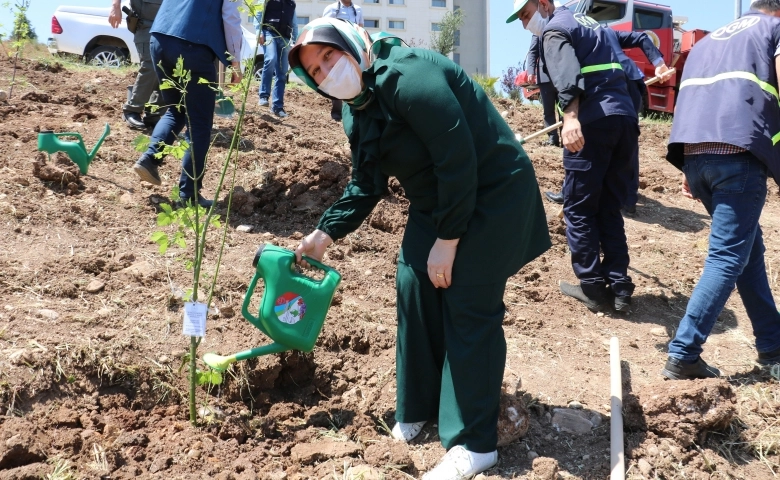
[506,0,531,23]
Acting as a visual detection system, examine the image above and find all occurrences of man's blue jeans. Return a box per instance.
[668,151,780,361]
[146,33,217,201]
[259,30,289,112]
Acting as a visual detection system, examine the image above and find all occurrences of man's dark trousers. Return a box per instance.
[562,115,638,298]
[394,260,506,453]
[625,79,646,209]
[146,33,217,200]
[539,82,559,145]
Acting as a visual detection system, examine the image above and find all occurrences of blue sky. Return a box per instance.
[19,0,746,78]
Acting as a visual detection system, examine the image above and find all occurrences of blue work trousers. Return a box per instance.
[146,33,217,201]
[258,30,289,112]
[667,152,780,361]
[625,79,646,208]
[562,115,638,298]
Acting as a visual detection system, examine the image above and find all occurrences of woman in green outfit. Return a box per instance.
[289,18,550,480]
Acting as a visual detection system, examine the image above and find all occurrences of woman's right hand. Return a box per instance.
[294,229,334,267]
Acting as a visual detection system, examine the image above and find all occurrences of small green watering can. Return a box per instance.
[37,123,111,175]
[203,244,342,371]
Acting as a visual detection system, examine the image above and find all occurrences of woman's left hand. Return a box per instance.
[427,238,459,289]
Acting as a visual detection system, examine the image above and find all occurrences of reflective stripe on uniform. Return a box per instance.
[580,63,623,74]
[680,71,780,103]
[680,71,780,143]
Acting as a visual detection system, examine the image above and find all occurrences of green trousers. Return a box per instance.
[395,260,507,453]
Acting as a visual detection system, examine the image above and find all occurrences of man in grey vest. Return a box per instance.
[321,0,363,121]
[662,0,780,379]
[109,0,164,129]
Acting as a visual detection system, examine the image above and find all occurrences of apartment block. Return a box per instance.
[285,0,489,75]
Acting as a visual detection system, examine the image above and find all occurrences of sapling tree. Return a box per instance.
[4,0,35,99]
[135,0,265,425]
[430,9,464,57]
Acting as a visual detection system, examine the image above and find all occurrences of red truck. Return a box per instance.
[517,0,709,114]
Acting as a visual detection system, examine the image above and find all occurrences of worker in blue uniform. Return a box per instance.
[544,29,673,210]
[662,0,780,379]
[508,0,638,313]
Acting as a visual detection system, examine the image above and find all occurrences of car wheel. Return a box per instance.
[252,55,264,83]
[88,46,127,68]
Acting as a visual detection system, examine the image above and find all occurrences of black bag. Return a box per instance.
[122,6,140,34]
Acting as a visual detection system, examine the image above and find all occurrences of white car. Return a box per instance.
[47,5,264,74]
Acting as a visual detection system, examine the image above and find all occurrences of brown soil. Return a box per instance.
[0,55,778,480]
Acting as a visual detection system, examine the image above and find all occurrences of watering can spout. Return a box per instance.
[202,244,342,370]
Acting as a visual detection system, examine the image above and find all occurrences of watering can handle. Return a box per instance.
[300,255,333,274]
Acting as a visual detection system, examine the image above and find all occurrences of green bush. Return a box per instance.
[472,73,499,99]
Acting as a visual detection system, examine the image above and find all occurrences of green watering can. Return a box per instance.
[215,90,235,118]
[37,123,111,175]
[203,244,342,371]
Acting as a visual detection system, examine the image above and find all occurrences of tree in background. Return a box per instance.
[500,63,524,101]
[430,9,464,57]
[10,0,36,42]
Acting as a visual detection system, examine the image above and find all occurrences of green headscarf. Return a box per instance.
[288,18,405,109]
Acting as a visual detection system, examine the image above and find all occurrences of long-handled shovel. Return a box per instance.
[515,69,675,145]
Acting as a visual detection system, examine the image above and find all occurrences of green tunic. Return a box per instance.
[317,44,550,284]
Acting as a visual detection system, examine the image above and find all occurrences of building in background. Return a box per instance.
[288,0,489,75]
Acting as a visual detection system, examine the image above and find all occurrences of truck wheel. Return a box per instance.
[88,46,127,68]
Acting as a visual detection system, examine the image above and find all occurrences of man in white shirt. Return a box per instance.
[321,0,363,121]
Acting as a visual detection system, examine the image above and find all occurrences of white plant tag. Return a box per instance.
[183,302,207,337]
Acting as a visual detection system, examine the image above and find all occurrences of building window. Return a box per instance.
[364,0,380,3]
[388,20,405,29]
[389,0,404,5]
[454,29,460,46]
[365,19,380,28]
[453,53,460,65]
[296,16,310,27]
[432,0,446,6]
[431,23,441,32]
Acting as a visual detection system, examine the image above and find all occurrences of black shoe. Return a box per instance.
[613,294,631,312]
[661,357,721,380]
[559,281,607,312]
[545,191,564,205]
[331,112,342,121]
[133,154,162,185]
[621,204,637,216]
[177,197,214,209]
[757,346,780,366]
[122,111,146,130]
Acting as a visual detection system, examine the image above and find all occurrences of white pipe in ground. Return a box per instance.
[610,336,625,480]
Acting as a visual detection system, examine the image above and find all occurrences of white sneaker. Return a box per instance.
[390,421,426,442]
[422,446,498,480]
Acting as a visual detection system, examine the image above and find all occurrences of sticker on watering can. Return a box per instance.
[274,292,306,325]
[183,302,207,337]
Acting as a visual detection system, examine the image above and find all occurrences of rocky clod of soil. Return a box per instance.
[624,378,736,447]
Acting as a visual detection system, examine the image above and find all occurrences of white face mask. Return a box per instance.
[318,55,363,100]
[525,10,549,37]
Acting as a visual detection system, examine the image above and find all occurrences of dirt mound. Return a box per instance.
[625,378,736,447]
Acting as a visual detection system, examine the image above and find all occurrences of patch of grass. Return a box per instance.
[712,376,780,475]
[641,111,674,124]
[46,456,75,480]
